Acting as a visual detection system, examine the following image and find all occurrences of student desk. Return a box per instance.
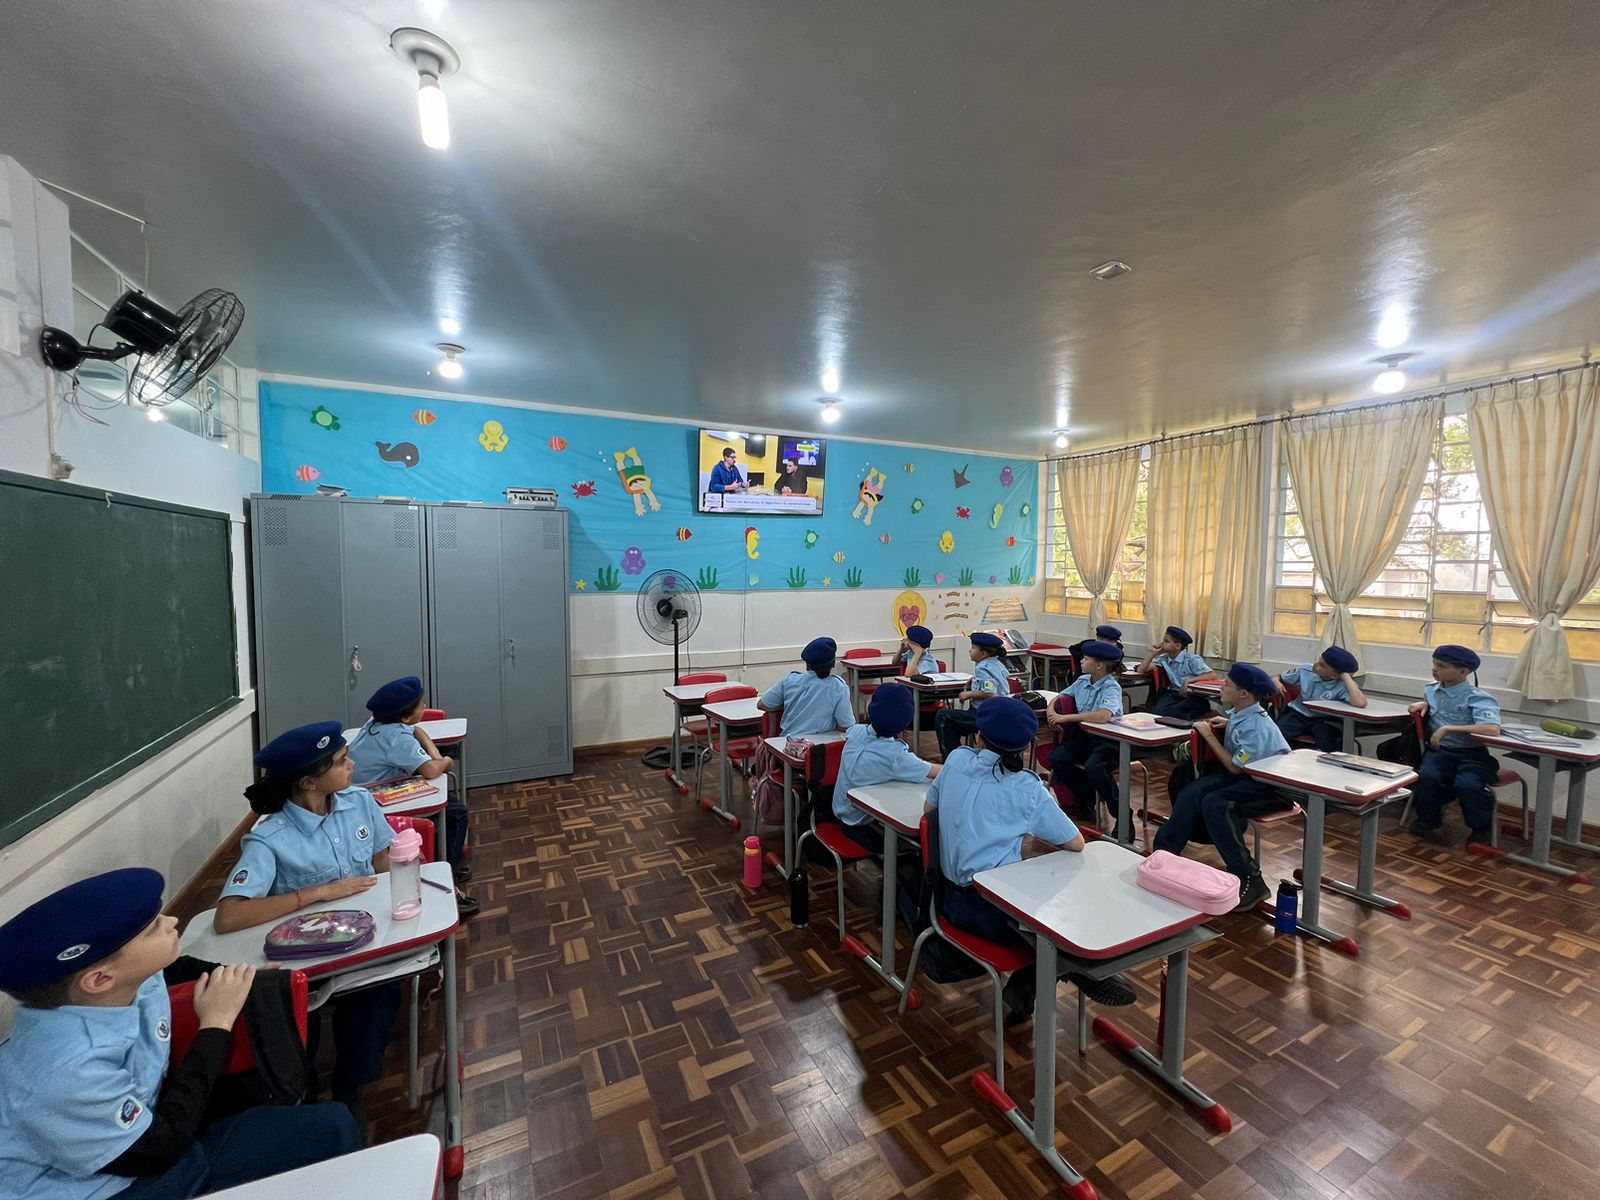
[763,731,846,878]
[700,696,767,828]
[845,779,930,1010]
[204,1134,442,1200]
[1300,697,1411,752]
[1083,714,1190,847]
[840,654,902,715]
[1243,749,1416,956]
[661,681,725,794]
[1186,678,1224,706]
[417,716,468,806]
[973,843,1226,1195]
[901,673,971,753]
[183,864,465,1178]
[1472,729,1600,883]
[1028,645,1077,691]
[347,732,452,856]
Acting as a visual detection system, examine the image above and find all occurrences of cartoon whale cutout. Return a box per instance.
[375,440,420,469]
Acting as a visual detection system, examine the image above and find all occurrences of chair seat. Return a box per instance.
[937,916,1035,973]
[1496,767,1524,786]
[681,718,710,736]
[1251,802,1304,826]
[815,824,875,860]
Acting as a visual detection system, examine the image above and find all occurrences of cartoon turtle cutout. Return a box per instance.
[309,405,340,432]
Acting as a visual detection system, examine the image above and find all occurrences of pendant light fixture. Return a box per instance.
[436,343,466,379]
[390,28,460,151]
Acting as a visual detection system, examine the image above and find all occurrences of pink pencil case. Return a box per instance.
[1136,850,1239,915]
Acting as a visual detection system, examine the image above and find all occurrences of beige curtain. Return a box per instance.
[1056,448,1142,630]
[1281,399,1440,663]
[1146,426,1264,660]
[1468,368,1600,700]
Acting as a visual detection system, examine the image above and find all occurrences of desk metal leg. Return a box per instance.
[1499,756,1593,883]
[844,826,922,1009]
[767,758,794,878]
[441,927,464,1179]
[1287,795,1360,956]
[666,701,691,794]
[1297,799,1411,920]
[1341,717,1356,754]
[970,937,1097,1198]
[1091,951,1232,1133]
[698,722,741,829]
[1114,741,1134,847]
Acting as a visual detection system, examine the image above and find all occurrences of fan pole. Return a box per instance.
[673,616,682,687]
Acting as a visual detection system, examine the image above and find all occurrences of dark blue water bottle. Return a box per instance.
[1274,880,1299,934]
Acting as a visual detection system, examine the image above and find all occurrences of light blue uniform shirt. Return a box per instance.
[901,646,939,674]
[1424,679,1501,750]
[0,972,172,1200]
[347,719,432,787]
[927,747,1078,886]
[761,671,853,736]
[1156,649,1211,691]
[968,656,1011,699]
[831,724,934,826]
[220,786,396,900]
[1222,703,1289,768]
[1281,664,1350,717]
[1062,673,1124,719]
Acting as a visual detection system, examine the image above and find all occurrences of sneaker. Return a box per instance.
[1067,971,1137,1007]
[456,890,481,918]
[454,865,473,883]
[1234,874,1271,913]
[1465,830,1493,849]
[1409,821,1448,844]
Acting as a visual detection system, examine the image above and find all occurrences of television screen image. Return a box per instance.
[697,429,827,516]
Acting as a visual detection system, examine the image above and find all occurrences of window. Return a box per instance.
[1044,458,1148,623]
[1273,411,1600,660]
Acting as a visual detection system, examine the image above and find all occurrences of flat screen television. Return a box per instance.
[696,429,827,516]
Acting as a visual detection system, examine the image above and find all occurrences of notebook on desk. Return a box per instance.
[1316,752,1412,779]
[369,777,440,805]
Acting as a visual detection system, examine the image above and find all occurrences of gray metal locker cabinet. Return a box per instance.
[338,501,428,731]
[499,507,572,779]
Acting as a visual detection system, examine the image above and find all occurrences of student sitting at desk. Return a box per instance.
[897,624,939,677]
[346,677,475,917]
[926,698,1138,1023]
[934,632,1012,760]
[1138,625,1218,720]
[211,723,404,1129]
[1406,644,1503,848]
[1153,663,1290,911]
[1275,646,1366,751]
[1066,624,1124,669]
[1044,640,1125,823]
[831,685,941,855]
[0,870,360,1200]
[759,637,854,735]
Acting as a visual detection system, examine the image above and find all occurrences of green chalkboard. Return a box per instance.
[0,470,240,846]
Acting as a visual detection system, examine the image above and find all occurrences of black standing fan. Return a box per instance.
[638,570,702,770]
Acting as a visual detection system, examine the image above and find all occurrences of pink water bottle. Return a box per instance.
[389,828,424,920]
[743,836,763,890]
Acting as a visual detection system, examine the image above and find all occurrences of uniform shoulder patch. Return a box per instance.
[116,1097,143,1129]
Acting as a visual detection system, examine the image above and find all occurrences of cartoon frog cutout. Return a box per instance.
[852,467,887,526]
[614,447,662,515]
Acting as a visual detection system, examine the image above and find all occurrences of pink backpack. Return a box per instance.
[1136,850,1239,915]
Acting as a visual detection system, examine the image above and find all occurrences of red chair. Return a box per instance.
[1140,662,1173,712]
[1034,695,1080,814]
[1396,710,1527,850]
[421,707,447,721]
[674,672,729,763]
[695,685,764,822]
[844,648,884,716]
[1026,642,1065,689]
[793,743,868,941]
[168,971,310,1072]
[898,814,1034,1089]
[384,814,441,1108]
[385,814,436,863]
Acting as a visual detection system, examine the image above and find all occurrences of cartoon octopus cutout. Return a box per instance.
[613,447,662,515]
[852,467,887,526]
[620,547,647,575]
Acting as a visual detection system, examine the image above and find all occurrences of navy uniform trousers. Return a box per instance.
[1153,771,1287,882]
[1048,729,1119,817]
[1411,745,1498,836]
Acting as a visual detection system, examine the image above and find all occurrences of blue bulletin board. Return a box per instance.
[260,382,1038,596]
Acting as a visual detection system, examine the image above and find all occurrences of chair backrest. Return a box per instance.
[1008,675,1024,696]
[917,811,953,918]
[1188,727,1223,769]
[704,685,757,705]
[168,970,309,1072]
[421,708,447,721]
[1148,662,1172,694]
[810,738,847,788]
[679,672,727,686]
[385,814,436,863]
[1029,642,1063,651]
[844,648,881,660]
[937,659,947,672]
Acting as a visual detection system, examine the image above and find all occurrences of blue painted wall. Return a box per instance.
[260,382,1039,596]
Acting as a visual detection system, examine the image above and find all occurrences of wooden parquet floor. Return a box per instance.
[181,746,1600,1200]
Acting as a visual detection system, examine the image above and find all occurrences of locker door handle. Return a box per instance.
[506,638,516,665]
[350,646,363,673]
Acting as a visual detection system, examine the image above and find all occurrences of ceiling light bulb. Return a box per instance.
[146,405,166,422]
[439,316,461,336]
[1372,367,1406,394]
[417,72,450,149]
[436,343,465,379]
[1053,432,1069,449]
[819,401,841,424]
[820,366,840,395]
[1375,303,1409,349]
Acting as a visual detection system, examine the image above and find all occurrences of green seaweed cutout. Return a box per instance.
[1008,565,1025,585]
[844,567,863,588]
[696,566,720,590]
[903,567,921,587]
[786,565,808,588]
[594,565,621,592]
[957,567,976,587]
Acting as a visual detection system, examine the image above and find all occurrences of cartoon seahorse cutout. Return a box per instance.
[989,502,1005,528]
[744,526,760,559]
[613,446,662,515]
[852,467,887,526]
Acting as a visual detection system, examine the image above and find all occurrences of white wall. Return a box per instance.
[0,156,262,936]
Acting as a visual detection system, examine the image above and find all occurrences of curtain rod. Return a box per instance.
[1047,359,1597,466]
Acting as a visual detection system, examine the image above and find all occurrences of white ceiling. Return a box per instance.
[4,0,1600,454]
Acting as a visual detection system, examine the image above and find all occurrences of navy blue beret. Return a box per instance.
[1228,662,1278,699]
[0,869,165,994]
[1095,625,1122,641]
[802,637,837,666]
[970,632,1005,650]
[1081,640,1124,663]
[1165,625,1193,646]
[1320,645,1358,675]
[367,675,423,720]
[1433,644,1480,669]
[868,683,916,735]
[905,624,933,647]
[976,696,1039,751]
[254,721,346,780]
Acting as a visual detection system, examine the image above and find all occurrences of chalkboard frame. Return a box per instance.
[0,470,242,848]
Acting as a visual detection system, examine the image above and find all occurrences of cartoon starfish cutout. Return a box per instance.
[953,464,971,488]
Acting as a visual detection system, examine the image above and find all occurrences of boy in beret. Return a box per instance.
[1407,644,1503,846]
[1066,624,1124,677]
[1045,640,1125,824]
[1275,646,1367,751]
[1153,662,1291,911]
[1138,626,1218,721]
[829,686,940,855]
[0,870,359,1199]
[759,637,854,735]
[935,632,1014,760]
[897,625,939,678]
